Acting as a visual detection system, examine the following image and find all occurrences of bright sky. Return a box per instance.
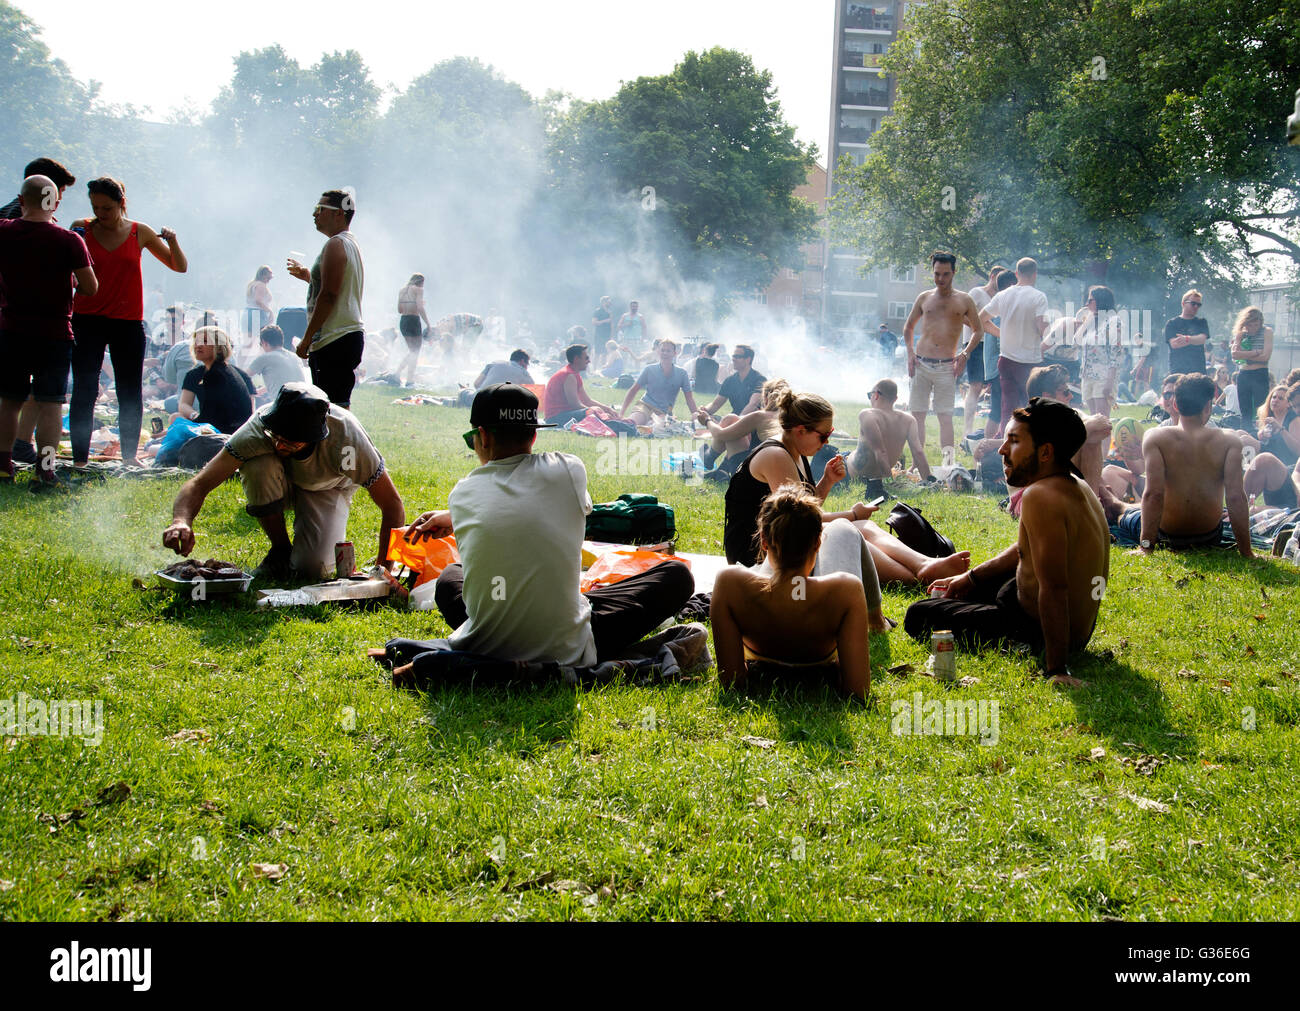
[17,0,836,161]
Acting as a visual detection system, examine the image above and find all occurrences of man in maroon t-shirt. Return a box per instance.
[0,176,98,483]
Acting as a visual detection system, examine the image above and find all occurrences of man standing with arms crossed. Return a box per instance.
[902,251,985,455]
[288,190,364,408]
[1164,289,1210,378]
[979,257,1050,438]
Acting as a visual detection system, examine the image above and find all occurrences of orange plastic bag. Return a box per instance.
[580,550,689,593]
[386,531,460,587]
[523,384,547,402]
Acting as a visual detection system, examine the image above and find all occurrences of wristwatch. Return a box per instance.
[1139,538,1153,550]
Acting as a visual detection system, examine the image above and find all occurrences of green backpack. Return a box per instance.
[586,494,676,544]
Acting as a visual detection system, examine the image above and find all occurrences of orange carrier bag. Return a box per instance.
[386,530,460,587]
[580,550,690,593]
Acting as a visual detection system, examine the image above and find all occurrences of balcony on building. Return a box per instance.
[843,1,895,33]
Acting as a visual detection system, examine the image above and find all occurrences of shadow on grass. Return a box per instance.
[1054,652,1193,755]
[407,681,581,758]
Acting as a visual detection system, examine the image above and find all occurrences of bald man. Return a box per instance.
[0,176,98,484]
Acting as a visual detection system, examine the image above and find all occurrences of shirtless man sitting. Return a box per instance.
[846,378,931,497]
[1117,374,1252,557]
[902,250,985,455]
[905,398,1110,685]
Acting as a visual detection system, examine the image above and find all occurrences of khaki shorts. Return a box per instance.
[1081,377,1115,403]
[908,357,957,414]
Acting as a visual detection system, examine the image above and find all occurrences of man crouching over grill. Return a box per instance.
[162,382,405,580]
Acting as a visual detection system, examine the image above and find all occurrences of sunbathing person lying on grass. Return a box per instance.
[711,484,874,700]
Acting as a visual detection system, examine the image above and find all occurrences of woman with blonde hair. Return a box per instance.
[177,326,256,434]
[1231,306,1272,424]
[712,484,873,699]
[697,377,788,478]
[723,387,970,592]
[1255,384,1300,468]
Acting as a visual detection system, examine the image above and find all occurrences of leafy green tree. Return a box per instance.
[549,47,818,301]
[828,0,1300,302]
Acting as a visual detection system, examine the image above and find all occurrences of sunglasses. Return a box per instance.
[808,426,833,444]
[1185,300,1202,307]
[463,429,479,450]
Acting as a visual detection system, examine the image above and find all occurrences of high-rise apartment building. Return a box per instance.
[825,1,924,343]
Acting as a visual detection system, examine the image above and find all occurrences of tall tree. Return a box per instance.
[549,47,819,303]
[828,0,1300,300]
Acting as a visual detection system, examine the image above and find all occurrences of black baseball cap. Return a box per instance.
[469,383,556,430]
[1019,397,1087,479]
[263,383,331,443]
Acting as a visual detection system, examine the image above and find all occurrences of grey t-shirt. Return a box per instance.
[161,342,196,386]
[635,363,691,412]
[249,347,306,399]
[478,361,535,386]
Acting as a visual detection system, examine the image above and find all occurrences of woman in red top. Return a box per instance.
[70,177,187,467]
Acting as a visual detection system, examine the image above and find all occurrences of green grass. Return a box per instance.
[1,380,1297,921]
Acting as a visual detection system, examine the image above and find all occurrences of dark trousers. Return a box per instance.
[1237,368,1270,429]
[903,576,1044,654]
[998,357,1036,433]
[308,331,364,408]
[70,315,146,464]
[434,559,695,662]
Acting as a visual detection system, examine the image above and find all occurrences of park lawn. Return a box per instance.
[1,379,1297,921]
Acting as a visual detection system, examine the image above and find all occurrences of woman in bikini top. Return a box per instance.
[711,484,871,700]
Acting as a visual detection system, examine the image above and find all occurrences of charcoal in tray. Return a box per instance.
[161,557,243,580]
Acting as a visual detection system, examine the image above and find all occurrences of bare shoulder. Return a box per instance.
[714,565,763,599]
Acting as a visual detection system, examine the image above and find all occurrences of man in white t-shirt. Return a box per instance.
[979,257,1050,438]
[404,384,694,665]
[962,267,1004,436]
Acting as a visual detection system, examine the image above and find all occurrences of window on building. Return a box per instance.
[890,267,916,284]
[889,301,911,318]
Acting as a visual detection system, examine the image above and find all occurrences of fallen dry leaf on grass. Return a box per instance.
[1176,668,1199,680]
[1120,791,1170,813]
[886,663,917,678]
[0,879,13,891]
[753,794,770,809]
[549,879,593,896]
[250,862,288,881]
[740,736,776,749]
[95,782,131,805]
[1133,756,1162,776]
[166,728,211,745]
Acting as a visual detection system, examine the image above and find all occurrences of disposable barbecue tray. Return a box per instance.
[156,558,252,596]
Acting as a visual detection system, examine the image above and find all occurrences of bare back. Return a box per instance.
[398,284,423,315]
[715,567,857,662]
[1144,423,1239,535]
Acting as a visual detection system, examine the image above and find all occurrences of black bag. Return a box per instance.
[177,433,229,470]
[886,502,955,558]
[615,374,635,389]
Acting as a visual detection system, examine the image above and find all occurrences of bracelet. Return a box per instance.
[967,567,980,589]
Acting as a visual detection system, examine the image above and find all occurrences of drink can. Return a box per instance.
[682,456,695,477]
[931,630,956,683]
[150,416,164,437]
[930,585,946,599]
[334,541,355,579]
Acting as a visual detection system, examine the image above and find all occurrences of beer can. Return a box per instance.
[334,541,355,579]
[930,585,946,599]
[931,630,957,683]
[150,416,164,437]
[682,456,695,477]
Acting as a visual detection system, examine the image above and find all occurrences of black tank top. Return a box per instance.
[723,438,815,566]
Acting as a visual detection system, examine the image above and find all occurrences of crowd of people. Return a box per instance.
[1,159,1290,701]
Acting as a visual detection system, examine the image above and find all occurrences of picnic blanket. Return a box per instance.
[379,622,712,689]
